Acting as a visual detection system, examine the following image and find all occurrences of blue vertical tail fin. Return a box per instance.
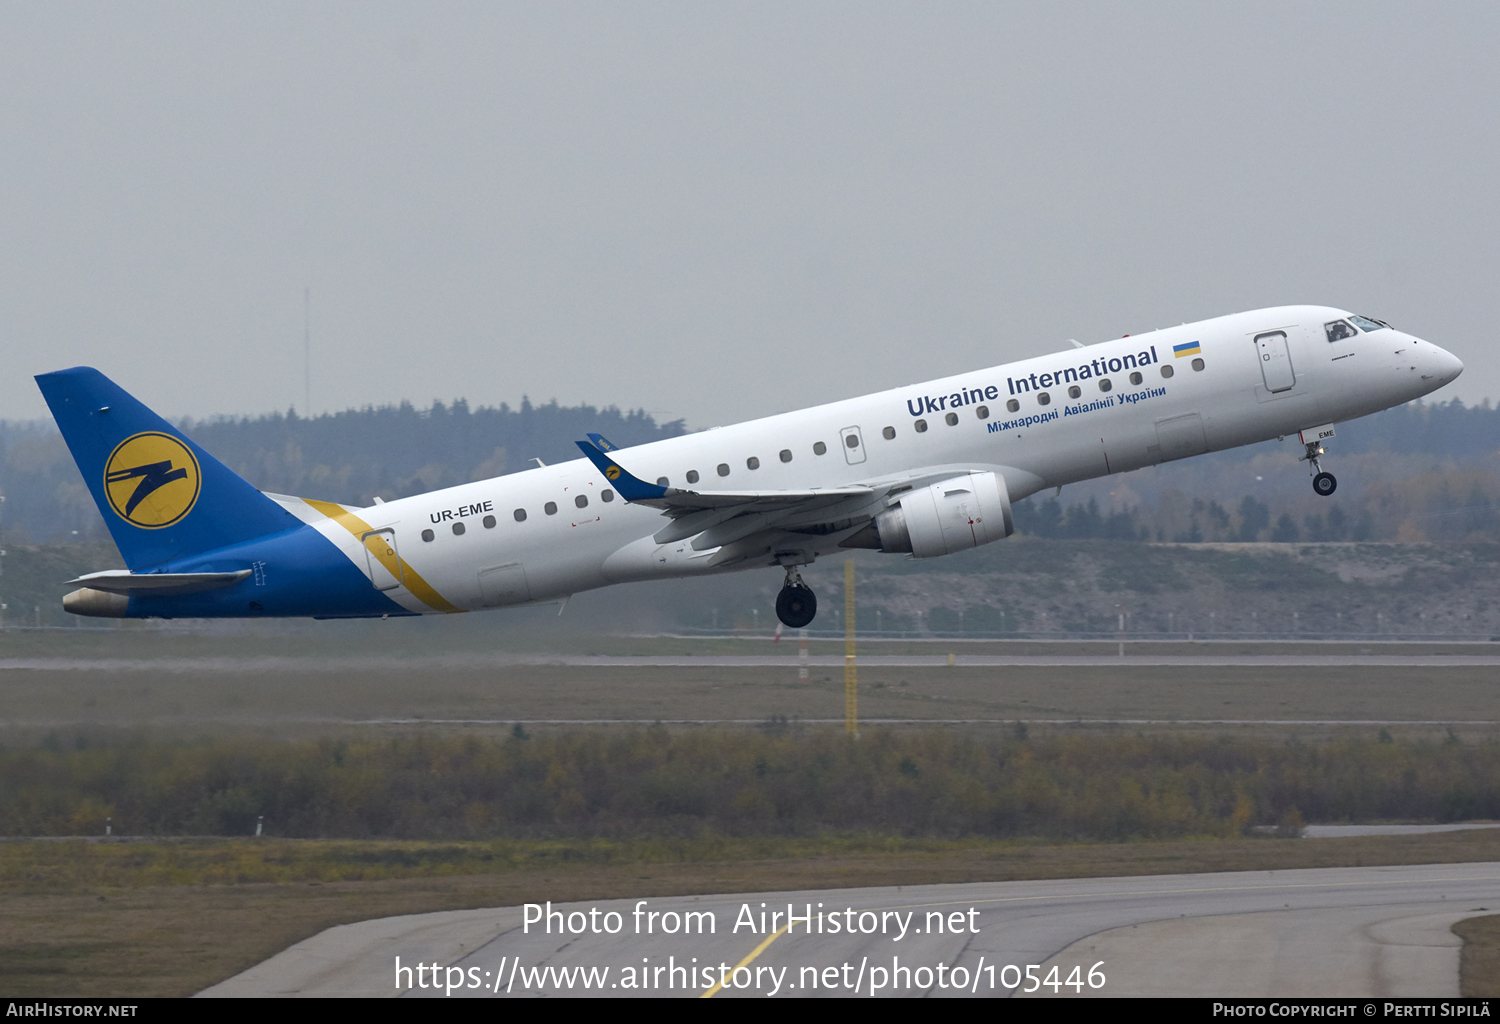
[35,367,298,570]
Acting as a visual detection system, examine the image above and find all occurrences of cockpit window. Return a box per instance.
[1348,315,1388,332]
[1325,320,1359,343]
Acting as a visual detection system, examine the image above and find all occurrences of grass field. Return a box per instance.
[1453,914,1500,997]
[3,628,1497,996]
[3,829,1499,997]
[1,660,1495,746]
[4,620,1496,733]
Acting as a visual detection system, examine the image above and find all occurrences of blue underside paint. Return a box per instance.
[125,522,415,619]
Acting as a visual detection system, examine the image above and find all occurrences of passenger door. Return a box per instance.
[1255,331,1296,393]
[361,529,403,591]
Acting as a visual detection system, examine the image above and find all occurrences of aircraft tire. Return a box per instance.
[1313,472,1337,496]
[775,585,817,628]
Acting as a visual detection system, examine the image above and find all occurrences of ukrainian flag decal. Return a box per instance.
[1173,341,1202,358]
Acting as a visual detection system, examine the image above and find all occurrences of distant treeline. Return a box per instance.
[1013,494,1383,543]
[2,396,1498,544]
[4,729,1495,841]
[0,397,685,543]
[1014,479,1500,544]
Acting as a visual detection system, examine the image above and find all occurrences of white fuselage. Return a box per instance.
[277,305,1462,614]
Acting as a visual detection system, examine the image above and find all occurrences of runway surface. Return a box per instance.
[7,653,1500,671]
[349,718,1498,726]
[198,861,1500,999]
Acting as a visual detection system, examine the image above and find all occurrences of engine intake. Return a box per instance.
[843,471,1014,558]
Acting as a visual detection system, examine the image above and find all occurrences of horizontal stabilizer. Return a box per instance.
[66,569,252,595]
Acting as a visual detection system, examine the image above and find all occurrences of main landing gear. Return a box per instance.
[1303,438,1337,496]
[775,565,817,628]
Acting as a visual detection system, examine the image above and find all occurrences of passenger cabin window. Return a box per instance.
[483,515,496,528]
[421,528,435,542]
[914,419,928,432]
[1037,392,1051,405]
[976,405,989,420]
[575,494,588,508]
[602,489,614,502]
[513,508,527,522]
[944,412,958,426]
[846,434,860,448]
[544,501,558,515]
[1160,364,1174,378]
[1098,379,1112,392]
[1349,315,1387,332]
[686,470,700,484]
[881,426,895,440]
[1325,320,1359,343]
[1129,371,1143,385]
[1006,399,1020,413]
[1191,358,1205,371]
[1067,385,1081,399]
[746,456,760,470]
[656,476,669,486]
[779,449,793,462]
[717,463,730,476]
[452,521,465,535]
[813,442,827,455]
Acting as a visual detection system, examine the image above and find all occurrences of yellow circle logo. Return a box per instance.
[103,432,202,528]
[606,465,621,480]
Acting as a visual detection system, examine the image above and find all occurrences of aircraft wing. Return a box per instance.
[575,439,878,551]
[575,439,874,513]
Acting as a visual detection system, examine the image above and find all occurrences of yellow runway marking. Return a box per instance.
[701,923,790,998]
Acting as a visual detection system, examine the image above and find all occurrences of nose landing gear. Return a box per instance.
[1299,425,1337,496]
[775,565,817,628]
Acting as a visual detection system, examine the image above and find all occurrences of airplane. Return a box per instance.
[38,305,1462,628]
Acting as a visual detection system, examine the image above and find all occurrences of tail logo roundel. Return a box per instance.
[103,432,202,528]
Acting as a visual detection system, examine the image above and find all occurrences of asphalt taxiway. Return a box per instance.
[199,861,1500,998]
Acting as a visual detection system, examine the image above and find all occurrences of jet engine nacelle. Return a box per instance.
[855,471,1014,558]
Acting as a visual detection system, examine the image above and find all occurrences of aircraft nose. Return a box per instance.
[1430,344,1464,384]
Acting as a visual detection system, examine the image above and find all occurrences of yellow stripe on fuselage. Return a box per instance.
[303,499,462,614]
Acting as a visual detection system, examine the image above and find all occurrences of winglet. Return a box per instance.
[586,432,620,453]
[575,441,669,501]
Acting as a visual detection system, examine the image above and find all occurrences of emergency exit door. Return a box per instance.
[840,426,867,465]
[1255,331,1296,393]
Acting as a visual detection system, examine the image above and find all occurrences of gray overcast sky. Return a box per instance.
[2,2,1497,428]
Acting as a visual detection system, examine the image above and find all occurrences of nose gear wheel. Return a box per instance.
[1301,438,1338,497]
